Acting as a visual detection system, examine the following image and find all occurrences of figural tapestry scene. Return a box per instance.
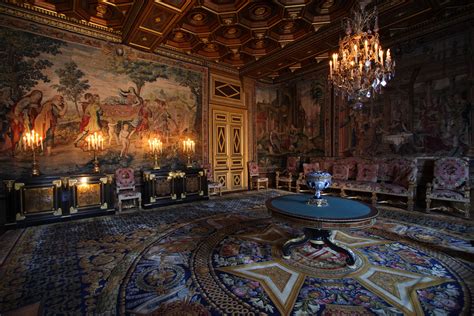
[0,26,205,179]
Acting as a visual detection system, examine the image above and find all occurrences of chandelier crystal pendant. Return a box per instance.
[329,4,395,104]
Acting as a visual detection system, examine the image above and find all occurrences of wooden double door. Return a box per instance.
[211,106,247,192]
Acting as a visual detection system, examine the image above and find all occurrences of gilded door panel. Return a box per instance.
[231,170,244,190]
[215,172,228,191]
[216,124,227,157]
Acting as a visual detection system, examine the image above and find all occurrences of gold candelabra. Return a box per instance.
[22,129,43,176]
[86,132,104,173]
[148,138,163,170]
[182,138,195,168]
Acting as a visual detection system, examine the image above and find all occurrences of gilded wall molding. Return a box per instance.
[0,1,122,43]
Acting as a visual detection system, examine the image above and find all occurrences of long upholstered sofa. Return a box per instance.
[296,157,418,211]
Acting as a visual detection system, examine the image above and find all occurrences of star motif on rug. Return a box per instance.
[333,230,388,248]
[218,261,305,315]
[355,265,450,315]
[238,224,290,245]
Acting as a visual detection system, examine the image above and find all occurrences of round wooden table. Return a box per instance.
[266,194,379,267]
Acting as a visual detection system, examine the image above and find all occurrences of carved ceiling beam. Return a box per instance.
[241,0,431,80]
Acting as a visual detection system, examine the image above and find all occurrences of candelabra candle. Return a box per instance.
[22,129,43,176]
[182,138,195,168]
[149,138,163,169]
[85,132,104,173]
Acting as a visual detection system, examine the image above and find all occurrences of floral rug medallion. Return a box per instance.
[103,215,472,316]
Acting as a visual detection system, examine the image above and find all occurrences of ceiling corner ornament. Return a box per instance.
[0,1,122,43]
[329,3,395,107]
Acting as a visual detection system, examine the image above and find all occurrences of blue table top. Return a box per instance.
[266,194,378,221]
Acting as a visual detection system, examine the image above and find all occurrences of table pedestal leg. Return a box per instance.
[282,234,310,259]
[282,228,356,267]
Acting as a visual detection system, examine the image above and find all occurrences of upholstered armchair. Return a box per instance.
[203,163,223,196]
[296,162,320,193]
[248,161,269,190]
[115,168,141,212]
[275,156,300,191]
[426,157,470,218]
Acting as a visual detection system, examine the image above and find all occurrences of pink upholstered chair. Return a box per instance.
[276,156,300,191]
[115,168,141,212]
[426,157,470,218]
[203,163,222,196]
[248,161,268,190]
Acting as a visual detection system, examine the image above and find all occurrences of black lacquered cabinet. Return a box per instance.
[142,168,208,208]
[3,173,114,227]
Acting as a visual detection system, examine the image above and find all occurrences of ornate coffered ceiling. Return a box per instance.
[1,0,473,81]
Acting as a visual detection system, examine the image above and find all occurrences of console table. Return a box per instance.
[3,173,114,227]
[142,168,208,208]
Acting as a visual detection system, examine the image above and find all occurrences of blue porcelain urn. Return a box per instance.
[306,171,332,206]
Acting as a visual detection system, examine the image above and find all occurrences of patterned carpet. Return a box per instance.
[0,190,472,315]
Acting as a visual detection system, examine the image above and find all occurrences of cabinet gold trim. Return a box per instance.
[4,180,14,192]
[52,180,62,188]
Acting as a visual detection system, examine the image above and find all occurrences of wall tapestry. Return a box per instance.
[339,26,472,157]
[0,23,207,179]
[256,76,326,170]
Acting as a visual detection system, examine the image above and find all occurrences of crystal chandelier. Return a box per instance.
[329,4,395,104]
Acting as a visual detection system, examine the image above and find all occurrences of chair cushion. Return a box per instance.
[429,189,467,201]
[332,164,349,180]
[208,181,223,188]
[286,156,300,174]
[392,165,412,189]
[115,168,135,188]
[278,176,293,182]
[379,183,408,195]
[339,158,358,179]
[248,162,260,177]
[303,162,320,175]
[256,177,268,182]
[376,160,393,182]
[433,157,469,190]
[344,181,380,191]
[119,191,141,198]
[356,163,379,183]
[331,179,350,188]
